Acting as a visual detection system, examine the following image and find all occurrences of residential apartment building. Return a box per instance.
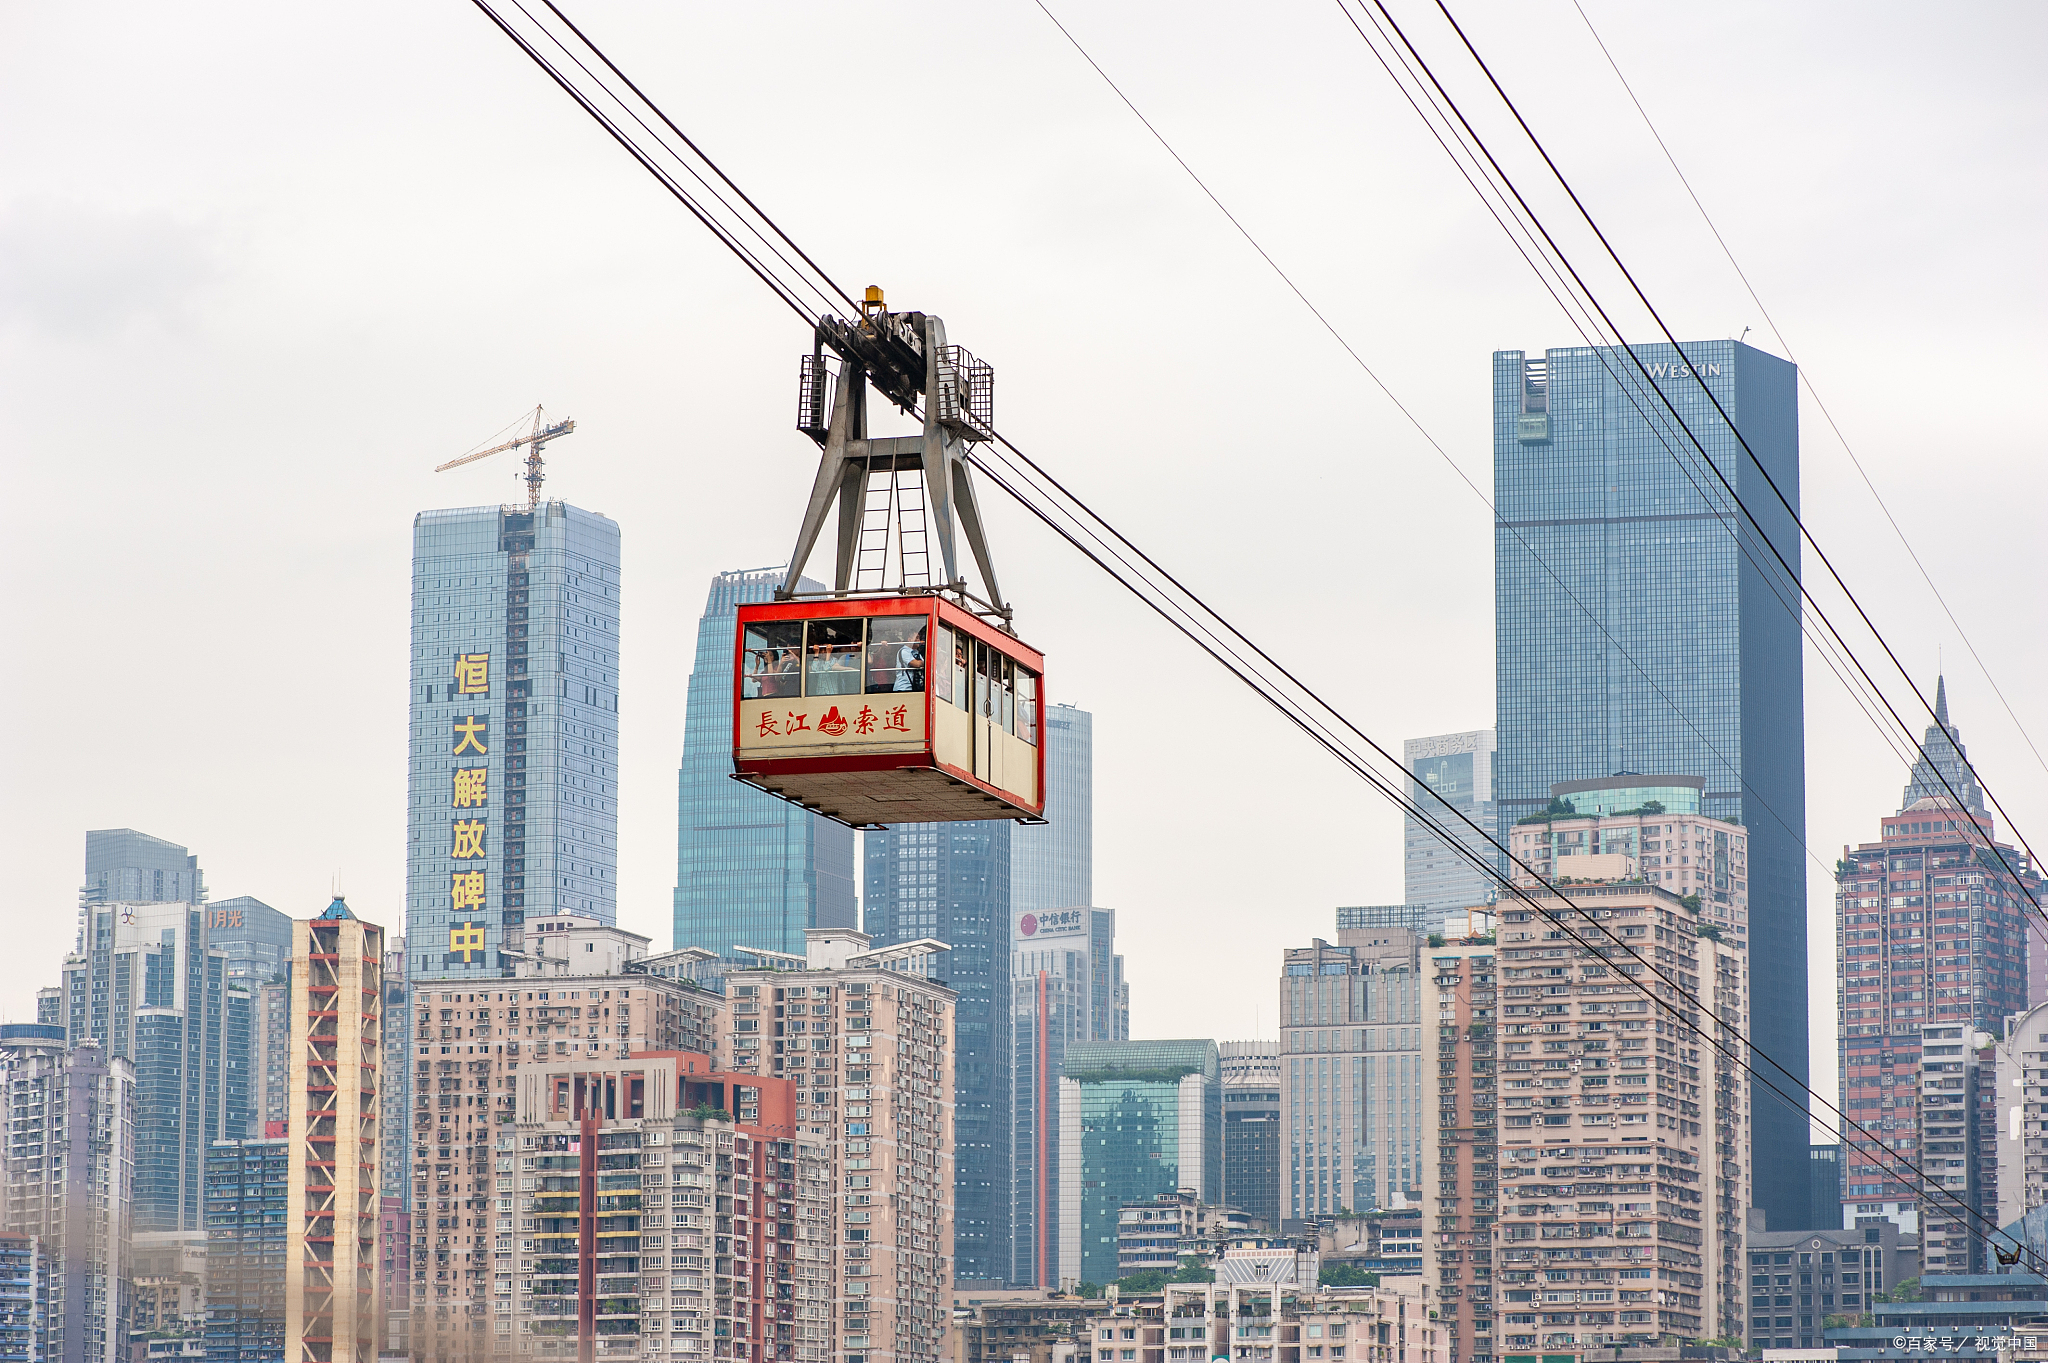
[1418,942,1495,1363]
[0,1234,38,1363]
[1743,1218,1913,1355]
[0,1025,138,1363]
[1115,1192,1258,1277]
[1429,878,1751,1361]
[286,901,385,1363]
[203,1138,289,1363]
[1279,928,1426,1223]
[1057,1041,1220,1289]
[506,1052,834,1363]
[1913,1022,1994,1275]
[1505,775,1751,950]
[1834,686,2039,1235]
[1219,1042,1281,1233]
[1995,999,2048,1231]
[723,928,959,1363]
[407,914,724,1363]
[1082,1280,1439,1363]
[1011,908,1127,1287]
[951,1296,1097,1363]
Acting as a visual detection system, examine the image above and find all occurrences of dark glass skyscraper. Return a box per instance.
[866,821,1011,1285]
[1494,338,1806,1221]
[672,568,855,959]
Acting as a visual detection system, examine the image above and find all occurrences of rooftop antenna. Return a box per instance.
[1738,326,1751,343]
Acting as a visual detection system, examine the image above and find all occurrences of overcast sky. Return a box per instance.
[4,1,2045,1134]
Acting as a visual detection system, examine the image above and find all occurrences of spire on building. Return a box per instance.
[1901,674,1984,815]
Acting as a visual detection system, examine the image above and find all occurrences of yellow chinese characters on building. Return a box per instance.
[452,767,488,808]
[448,920,487,964]
[452,716,488,756]
[451,820,487,860]
[454,652,490,696]
[451,870,486,913]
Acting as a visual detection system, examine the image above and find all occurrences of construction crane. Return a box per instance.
[436,405,576,511]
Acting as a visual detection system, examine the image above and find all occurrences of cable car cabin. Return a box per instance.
[731,595,1045,828]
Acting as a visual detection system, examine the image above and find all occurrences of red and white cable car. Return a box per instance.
[730,289,1046,829]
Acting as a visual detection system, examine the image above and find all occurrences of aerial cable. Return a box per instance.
[968,436,2033,1266]
[1567,0,2048,785]
[467,0,819,327]
[463,2,2038,1266]
[535,0,863,319]
[1024,1,1863,888]
[1384,0,2048,916]
[1331,0,1927,786]
[494,0,847,324]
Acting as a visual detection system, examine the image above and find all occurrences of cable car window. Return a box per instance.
[932,625,954,705]
[1015,669,1038,745]
[997,656,1014,734]
[951,629,971,710]
[865,618,927,694]
[803,620,864,696]
[974,641,992,720]
[741,622,804,699]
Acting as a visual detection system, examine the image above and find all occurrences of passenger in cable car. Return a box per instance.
[740,622,803,698]
[806,621,863,696]
[865,618,927,693]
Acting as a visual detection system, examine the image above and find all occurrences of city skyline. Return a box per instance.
[6,3,2045,1175]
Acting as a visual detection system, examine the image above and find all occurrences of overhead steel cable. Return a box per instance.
[1568,0,2048,786]
[466,0,819,327]
[463,0,2039,1264]
[964,431,2037,1266]
[1022,1,1876,889]
[1383,0,2048,919]
[532,0,863,319]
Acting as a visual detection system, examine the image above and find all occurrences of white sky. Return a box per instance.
[3,1,2045,1140]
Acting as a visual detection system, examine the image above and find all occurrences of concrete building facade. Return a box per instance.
[1279,929,1427,1222]
[204,1138,289,1363]
[0,1026,138,1363]
[724,929,959,1363]
[407,917,722,1363]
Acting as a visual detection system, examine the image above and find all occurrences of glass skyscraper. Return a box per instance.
[1402,728,1499,916]
[865,820,1011,1285]
[1008,906,1126,1287]
[863,701,1100,1286]
[1056,1039,1220,1289]
[672,567,855,960]
[1494,338,1806,1221]
[407,500,621,982]
[1012,703,1093,916]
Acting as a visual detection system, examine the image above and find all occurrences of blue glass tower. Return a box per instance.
[671,568,855,959]
[406,500,621,983]
[1493,338,1807,1221]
